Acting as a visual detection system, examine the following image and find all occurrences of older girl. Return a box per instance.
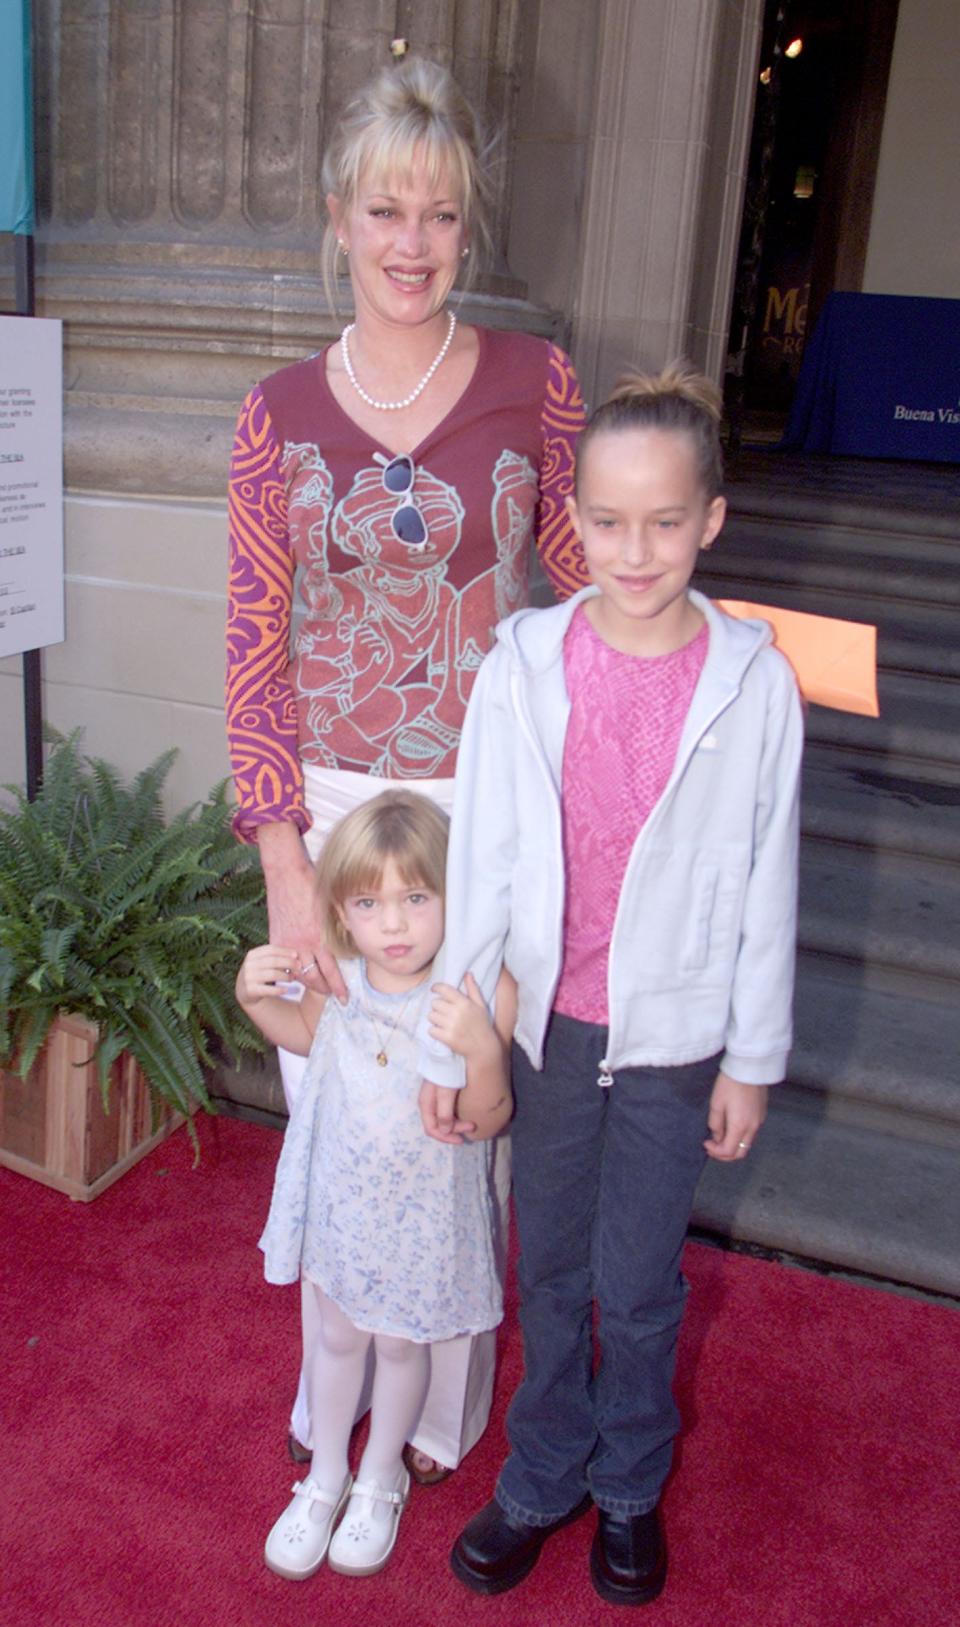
[421,365,803,1605]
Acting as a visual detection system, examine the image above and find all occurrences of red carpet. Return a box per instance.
[2,1117,957,1627]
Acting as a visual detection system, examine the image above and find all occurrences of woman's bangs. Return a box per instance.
[359,122,471,214]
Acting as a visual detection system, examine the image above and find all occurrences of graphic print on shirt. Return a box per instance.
[282,442,538,778]
[225,341,585,836]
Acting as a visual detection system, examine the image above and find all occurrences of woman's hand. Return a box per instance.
[257,821,347,1002]
[704,1072,768,1161]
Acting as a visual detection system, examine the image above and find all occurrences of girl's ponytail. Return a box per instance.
[579,360,724,498]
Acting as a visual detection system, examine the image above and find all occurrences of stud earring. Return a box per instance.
[461,248,469,260]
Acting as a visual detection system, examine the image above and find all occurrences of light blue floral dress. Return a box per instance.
[259,958,503,1342]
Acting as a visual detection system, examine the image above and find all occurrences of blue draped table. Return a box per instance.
[782,292,960,462]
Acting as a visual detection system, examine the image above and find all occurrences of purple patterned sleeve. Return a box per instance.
[536,344,588,599]
[225,387,309,842]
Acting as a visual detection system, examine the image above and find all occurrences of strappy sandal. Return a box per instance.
[402,1441,454,1486]
[288,1432,311,1464]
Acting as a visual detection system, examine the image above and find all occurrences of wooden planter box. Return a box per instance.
[0,1013,183,1201]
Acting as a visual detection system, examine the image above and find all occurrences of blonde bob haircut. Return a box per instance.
[315,789,449,958]
[321,55,494,311]
[578,361,724,501]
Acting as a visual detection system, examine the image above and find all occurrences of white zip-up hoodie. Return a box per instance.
[419,588,803,1089]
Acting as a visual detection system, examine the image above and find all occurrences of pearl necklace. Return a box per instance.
[340,312,457,411]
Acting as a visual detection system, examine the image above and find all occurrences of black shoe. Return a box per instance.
[451,1494,593,1596]
[590,1505,667,1606]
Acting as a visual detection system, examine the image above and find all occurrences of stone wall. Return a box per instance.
[27,0,538,500]
[1,0,763,803]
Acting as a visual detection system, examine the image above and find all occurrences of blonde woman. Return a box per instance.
[226,54,585,1482]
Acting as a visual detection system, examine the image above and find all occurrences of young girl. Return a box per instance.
[419,366,803,1605]
[237,790,514,1582]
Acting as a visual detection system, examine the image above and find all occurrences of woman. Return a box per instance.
[225,52,585,1482]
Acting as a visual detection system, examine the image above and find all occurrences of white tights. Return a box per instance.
[306,1283,430,1496]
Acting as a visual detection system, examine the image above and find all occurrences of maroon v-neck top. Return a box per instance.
[226,327,585,838]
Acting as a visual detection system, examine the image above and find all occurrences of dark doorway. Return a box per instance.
[726,0,899,445]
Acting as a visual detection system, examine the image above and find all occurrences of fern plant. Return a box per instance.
[0,733,267,1129]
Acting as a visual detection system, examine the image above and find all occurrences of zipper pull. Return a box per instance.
[597,1059,614,1088]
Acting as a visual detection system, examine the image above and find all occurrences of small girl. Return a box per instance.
[237,790,514,1582]
[419,366,803,1605]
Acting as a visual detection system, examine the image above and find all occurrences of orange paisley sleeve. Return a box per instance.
[536,344,588,598]
[225,387,308,842]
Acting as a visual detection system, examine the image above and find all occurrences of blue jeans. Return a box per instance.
[496,1013,717,1523]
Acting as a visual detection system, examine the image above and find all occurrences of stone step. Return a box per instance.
[789,967,960,1130]
[797,843,960,989]
[800,760,960,864]
[711,516,960,598]
[210,1053,285,1123]
[724,449,960,539]
[701,561,960,643]
[693,557,960,679]
[661,455,960,1291]
[804,672,960,787]
[692,1090,960,1296]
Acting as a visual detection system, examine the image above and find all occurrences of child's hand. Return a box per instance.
[419,1079,477,1145]
[428,973,498,1061]
[236,944,299,1007]
[704,1072,768,1161]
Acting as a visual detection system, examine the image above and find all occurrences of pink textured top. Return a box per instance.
[553,608,709,1024]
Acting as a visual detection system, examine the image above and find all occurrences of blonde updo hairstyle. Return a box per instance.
[321,56,494,312]
[315,789,449,958]
[578,362,724,501]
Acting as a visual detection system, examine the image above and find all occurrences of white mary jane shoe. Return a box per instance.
[327,1467,411,1577]
[264,1473,353,1580]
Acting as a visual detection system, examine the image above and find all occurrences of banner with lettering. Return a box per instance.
[783,292,960,463]
[0,318,64,658]
[0,0,35,235]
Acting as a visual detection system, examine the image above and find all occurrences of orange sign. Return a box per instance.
[718,601,879,717]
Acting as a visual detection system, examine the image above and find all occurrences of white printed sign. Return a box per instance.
[0,316,64,657]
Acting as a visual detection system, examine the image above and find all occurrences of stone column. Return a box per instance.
[506,0,600,323]
[1,0,564,803]
[568,0,763,404]
[24,0,538,499]
[35,0,522,266]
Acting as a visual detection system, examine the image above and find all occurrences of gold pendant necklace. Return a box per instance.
[367,982,420,1066]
